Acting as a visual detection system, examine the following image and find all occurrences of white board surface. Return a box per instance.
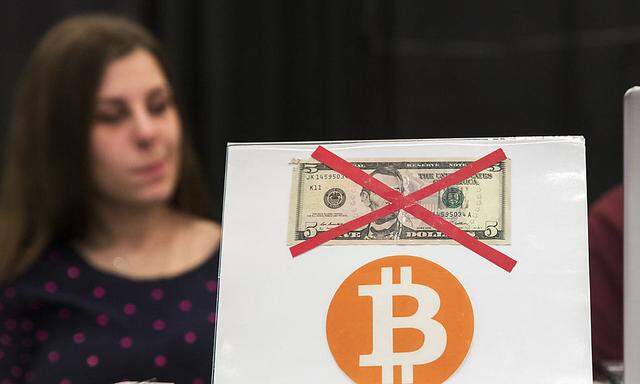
[213,137,591,384]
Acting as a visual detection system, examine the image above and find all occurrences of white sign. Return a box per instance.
[214,137,591,383]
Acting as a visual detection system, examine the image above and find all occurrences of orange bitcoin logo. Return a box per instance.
[326,255,474,384]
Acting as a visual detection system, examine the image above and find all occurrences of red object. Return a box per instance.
[290,146,517,272]
[589,184,623,363]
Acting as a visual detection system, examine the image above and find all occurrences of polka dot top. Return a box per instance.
[0,243,219,384]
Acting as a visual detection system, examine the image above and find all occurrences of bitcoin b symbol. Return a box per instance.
[326,256,473,384]
[359,266,447,384]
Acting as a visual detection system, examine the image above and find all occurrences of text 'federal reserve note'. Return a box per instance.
[287,158,510,245]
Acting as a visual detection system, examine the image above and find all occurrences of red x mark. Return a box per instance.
[290,146,517,272]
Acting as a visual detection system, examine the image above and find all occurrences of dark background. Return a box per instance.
[1,0,636,219]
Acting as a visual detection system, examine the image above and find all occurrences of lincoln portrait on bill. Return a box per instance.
[359,166,413,240]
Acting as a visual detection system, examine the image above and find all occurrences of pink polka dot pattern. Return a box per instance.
[35,330,48,342]
[184,331,197,344]
[58,308,71,319]
[86,355,99,367]
[48,351,60,363]
[66,266,80,279]
[179,299,192,312]
[44,281,58,294]
[150,288,164,301]
[120,336,133,349]
[1,246,220,383]
[123,303,136,315]
[205,280,217,292]
[96,314,109,327]
[152,319,166,331]
[72,332,85,344]
[92,286,106,299]
[154,355,167,367]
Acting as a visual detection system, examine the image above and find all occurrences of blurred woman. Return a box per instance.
[0,14,220,383]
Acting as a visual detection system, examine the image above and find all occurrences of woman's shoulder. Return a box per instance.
[15,242,73,276]
[180,213,221,254]
[0,243,76,308]
[175,214,220,273]
[183,214,220,234]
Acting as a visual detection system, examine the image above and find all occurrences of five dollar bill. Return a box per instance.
[288,158,510,245]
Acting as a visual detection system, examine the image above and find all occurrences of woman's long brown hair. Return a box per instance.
[0,15,213,285]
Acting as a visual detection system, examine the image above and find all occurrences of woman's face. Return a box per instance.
[90,49,181,208]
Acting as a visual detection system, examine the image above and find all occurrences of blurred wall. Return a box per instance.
[2,1,638,219]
